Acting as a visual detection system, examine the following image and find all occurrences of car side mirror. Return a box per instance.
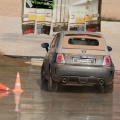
[107,46,112,52]
[41,43,49,52]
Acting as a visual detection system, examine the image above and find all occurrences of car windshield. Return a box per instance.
[68,38,99,46]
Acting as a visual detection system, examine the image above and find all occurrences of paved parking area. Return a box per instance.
[0,56,120,120]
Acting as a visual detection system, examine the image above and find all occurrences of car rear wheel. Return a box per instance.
[53,80,58,92]
[48,73,58,92]
[48,75,52,91]
[41,64,47,83]
[101,82,113,93]
[104,82,113,93]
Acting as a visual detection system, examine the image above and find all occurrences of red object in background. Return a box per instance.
[86,28,96,32]
[24,29,34,34]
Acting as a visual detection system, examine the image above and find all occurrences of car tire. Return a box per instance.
[48,75,58,92]
[41,64,47,83]
[100,82,113,94]
[48,69,58,92]
[48,75,53,92]
[52,80,58,92]
[104,82,113,94]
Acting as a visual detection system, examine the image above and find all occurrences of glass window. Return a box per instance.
[68,38,99,46]
[50,34,60,48]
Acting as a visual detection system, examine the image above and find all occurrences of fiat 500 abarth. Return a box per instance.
[41,31,115,93]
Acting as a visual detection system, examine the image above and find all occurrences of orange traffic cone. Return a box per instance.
[13,91,22,112]
[12,72,23,93]
[0,83,10,91]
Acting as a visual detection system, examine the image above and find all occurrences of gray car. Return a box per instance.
[41,31,115,93]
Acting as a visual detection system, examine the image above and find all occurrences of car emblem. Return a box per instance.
[81,50,86,53]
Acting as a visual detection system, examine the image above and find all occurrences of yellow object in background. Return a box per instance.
[85,15,92,21]
[75,17,85,23]
[28,15,36,21]
[28,15,46,21]
[37,16,46,21]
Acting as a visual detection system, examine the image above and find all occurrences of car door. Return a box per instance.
[45,33,60,78]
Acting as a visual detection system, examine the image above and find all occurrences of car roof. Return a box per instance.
[59,31,104,38]
[54,31,109,55]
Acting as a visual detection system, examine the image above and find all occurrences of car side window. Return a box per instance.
[50,34,60,48]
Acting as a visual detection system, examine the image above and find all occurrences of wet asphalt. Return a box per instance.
[0,55,120,120]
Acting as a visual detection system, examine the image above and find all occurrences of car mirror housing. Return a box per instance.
[107,46,112,52]
[41,43,49,52]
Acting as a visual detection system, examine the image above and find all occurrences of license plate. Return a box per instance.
[73,58,95,63]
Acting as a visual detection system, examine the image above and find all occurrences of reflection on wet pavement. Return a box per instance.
[0,91,10,98]
[22,91,113,120]
[0,55,120,120]
[13,91,23,112]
